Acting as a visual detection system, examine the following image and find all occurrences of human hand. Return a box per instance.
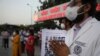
[49,40,70,56]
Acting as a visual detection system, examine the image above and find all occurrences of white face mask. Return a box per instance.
[65,5,84,21]
[61,23,65,29]
[13,32,16,35]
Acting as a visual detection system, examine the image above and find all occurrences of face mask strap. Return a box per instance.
[77,4,86,15]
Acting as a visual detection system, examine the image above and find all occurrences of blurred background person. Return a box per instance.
[38,29,42,49]
[25,29,35,56]
[19,29,25,53]
[11,30,21,56]
[19,29,28,53]
[1,29,10,49]
[60,18,73,30]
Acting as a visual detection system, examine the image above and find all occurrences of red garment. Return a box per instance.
[25,35,35,52]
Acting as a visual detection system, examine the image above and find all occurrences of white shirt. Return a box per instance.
[66,17,100,56]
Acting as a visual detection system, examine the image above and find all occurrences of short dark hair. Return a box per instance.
[29,29,34,35]
[15,30,19,34]
[81,0,97,17]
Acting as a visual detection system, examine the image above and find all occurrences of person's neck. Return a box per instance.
[76,14,89,26]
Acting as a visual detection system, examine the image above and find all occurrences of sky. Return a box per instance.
[0,0,43,25]
[0,0,99,25]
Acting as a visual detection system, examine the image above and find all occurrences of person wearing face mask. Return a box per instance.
[60,18,73,30]
[25,29,35,56]
[49,0,100,56]
[12,30,21,56]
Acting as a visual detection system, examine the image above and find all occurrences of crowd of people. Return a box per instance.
[0,28,41,56]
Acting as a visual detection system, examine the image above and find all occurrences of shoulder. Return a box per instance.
[92,18,100,30]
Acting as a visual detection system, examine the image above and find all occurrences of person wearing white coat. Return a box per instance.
[66,17,100,56]
[49,0,100,56]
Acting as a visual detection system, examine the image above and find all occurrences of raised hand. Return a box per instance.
[49,40,70,56]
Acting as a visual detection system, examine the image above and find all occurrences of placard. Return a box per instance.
[41,29,69,56]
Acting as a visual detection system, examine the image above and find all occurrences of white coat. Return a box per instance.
[65,18,100,56]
